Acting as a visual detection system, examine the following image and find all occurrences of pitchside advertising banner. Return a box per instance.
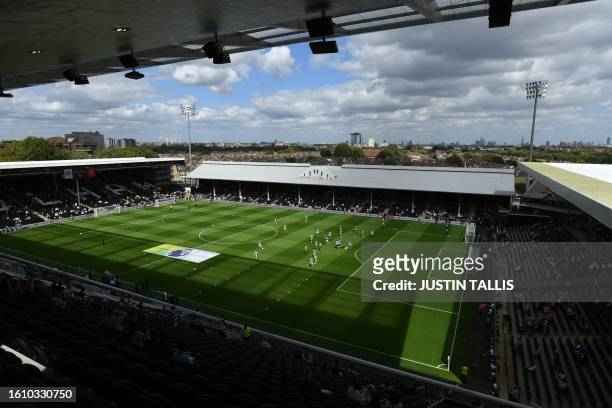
[144,244,219,264]
[357,242,612,303]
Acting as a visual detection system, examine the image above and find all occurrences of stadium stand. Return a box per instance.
[0,256,521,408]
[189,162,515,222]
[1,158,611,408]
[476,213,612,408]
[0,158,184,232]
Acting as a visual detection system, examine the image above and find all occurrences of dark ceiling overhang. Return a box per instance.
[0,0,595,91]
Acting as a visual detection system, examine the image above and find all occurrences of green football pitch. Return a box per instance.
[0,200,467,382]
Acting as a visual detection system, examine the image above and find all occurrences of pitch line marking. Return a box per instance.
[336,288,456,316]
[64,201,456,373]
[336,229,403,293]
[191,297,449,372]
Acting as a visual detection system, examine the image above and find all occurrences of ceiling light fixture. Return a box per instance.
[63,68,89,85]
[118,53,145,80]
[306,10,338,54]
[0,77,13,98]
[202,33,231,64]
[125,70,144,80]
[0,93,12,98]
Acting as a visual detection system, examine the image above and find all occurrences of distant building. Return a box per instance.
[118,138,137,148]
[476,137,486,146]
[350,132,363,146]
[106,137,136,148]
[64,131,104,151]
[367,137,376,148]
[607,137,611,146]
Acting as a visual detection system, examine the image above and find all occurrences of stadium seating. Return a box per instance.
[196,181,504,223]
[0,272,466,408]
[477,216,612,408]
[2,169,611,407]
[0,170,184,232]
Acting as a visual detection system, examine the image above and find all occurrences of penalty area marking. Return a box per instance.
[335,235,459,371]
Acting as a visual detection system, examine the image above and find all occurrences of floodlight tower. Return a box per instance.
[180,103,196,169]
[525,80,549,161]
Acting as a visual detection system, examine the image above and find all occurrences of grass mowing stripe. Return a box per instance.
[0,200,464,383]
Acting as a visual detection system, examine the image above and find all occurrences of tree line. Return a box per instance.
[0,137,157,162]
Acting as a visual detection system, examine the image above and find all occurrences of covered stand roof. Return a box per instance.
[0,0,594,90]
[189,161,515,196]
[520,162,612,229]
[0,157,184,176]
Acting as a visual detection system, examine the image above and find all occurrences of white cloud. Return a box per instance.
[172,63,250,93]
[1,1,611,144]
[170,46,295,92]
[255,47,296,77]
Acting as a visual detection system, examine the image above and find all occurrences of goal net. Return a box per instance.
[155,196,177,207]
[94,205,121,218]
[465,222,476,243]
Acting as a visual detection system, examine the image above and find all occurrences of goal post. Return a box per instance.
[155,196,177,208]
[465,222,476,243]
[94,205,121,218]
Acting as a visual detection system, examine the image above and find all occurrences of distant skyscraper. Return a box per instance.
[350,132,363,146]
[607,137,611,146]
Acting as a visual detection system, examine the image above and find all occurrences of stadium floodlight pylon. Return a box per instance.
[180,103,196,169]
[525,80,549,161]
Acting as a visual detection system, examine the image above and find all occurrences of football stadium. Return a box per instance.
[1,160,504,381]
[1,1,611,408]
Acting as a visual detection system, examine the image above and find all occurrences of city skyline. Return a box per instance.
[0,1,610,146]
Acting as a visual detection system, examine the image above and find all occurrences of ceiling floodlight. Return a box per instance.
[309,41,338,54]
[489,0,513,28]
[202,34,231,64]
[0,77,13,98]
[118,53,145,79]
[125,70,144,80]
[63,68,89,85]
[307,10,338,54]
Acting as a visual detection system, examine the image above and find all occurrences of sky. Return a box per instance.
[0,1,611,146]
